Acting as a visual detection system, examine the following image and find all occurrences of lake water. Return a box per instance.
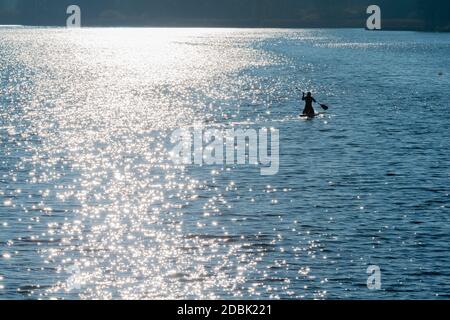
[0,27,449,300]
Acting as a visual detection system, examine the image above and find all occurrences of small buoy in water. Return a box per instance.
[438,71,443,76]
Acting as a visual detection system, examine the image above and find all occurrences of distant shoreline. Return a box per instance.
[2,0,448,34]
[1,24,448,33]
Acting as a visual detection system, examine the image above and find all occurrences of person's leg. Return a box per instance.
[305,105,315,116]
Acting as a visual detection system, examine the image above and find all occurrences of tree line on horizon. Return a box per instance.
[0,0,449,31]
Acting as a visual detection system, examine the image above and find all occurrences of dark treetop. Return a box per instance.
[0,0,449,31]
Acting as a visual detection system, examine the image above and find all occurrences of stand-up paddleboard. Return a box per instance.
[299,113,324,120]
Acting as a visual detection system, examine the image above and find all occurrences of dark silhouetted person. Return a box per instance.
[302,92,316,116]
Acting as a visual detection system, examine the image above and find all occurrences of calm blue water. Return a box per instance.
[0,27,449,300]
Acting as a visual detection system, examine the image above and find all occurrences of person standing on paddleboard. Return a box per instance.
[302,92,317,117]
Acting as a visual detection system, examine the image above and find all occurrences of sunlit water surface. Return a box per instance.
[0,28,449,299]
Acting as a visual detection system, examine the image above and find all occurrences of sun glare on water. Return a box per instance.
[1,28,291,299]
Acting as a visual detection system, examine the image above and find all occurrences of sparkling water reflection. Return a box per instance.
[0,28,449,299]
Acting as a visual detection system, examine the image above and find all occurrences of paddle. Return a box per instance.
[315,101,329,111]
[295,88,329,111]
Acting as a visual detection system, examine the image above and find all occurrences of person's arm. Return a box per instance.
[302,93,306,101]
[312,97,317,103]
